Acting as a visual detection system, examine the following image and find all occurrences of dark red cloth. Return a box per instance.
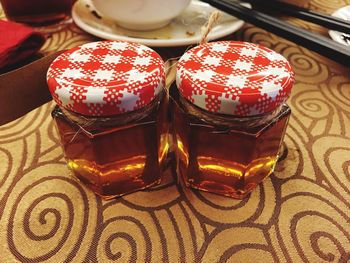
[0,20,45,69]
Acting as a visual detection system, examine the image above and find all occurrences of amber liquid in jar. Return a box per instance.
[0,0,73,25]
[52,95,169,199]
[171,87,290,198]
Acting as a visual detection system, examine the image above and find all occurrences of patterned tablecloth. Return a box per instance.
[1,1,350,262]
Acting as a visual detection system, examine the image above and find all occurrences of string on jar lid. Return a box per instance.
[200,10,221,45]
[163,10,222,95]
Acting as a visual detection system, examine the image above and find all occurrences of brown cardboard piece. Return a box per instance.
[0,51,64,125]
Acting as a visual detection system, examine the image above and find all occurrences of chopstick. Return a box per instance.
[199,0,350,67]
[248,0,350,33]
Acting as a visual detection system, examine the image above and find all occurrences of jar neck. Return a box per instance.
[178,94,282,129]
[62,92,164,128]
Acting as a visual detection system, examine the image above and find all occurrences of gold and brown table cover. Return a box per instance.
[1,1,350,262]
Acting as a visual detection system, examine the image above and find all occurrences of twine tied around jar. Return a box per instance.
[59,95,162,143]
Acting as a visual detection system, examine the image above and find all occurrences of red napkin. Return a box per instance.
[0,20,46,69]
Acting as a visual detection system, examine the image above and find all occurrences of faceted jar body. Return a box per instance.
[173,92,290,199]
[52,95,169,199]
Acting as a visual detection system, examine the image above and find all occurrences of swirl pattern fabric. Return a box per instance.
[1,1,350,262]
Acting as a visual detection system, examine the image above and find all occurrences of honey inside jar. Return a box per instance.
[172,91,290,198]
[52,95,169,198]
[173,41,295,198]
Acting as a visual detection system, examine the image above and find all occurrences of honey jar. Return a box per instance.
[47,41,168,199]
[173,41,295,198]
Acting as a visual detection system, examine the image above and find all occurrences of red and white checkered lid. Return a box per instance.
[176,41,295,116]
[47,41,165,116]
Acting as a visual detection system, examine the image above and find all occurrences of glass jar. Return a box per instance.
[174,41,295,199]
[0,0,73,25]
[47,41,168,199]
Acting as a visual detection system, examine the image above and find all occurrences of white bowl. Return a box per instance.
[91,0,191,31]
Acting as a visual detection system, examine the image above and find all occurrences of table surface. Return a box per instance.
[1,1,350,262]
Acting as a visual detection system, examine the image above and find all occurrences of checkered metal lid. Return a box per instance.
[47,41,165,116]
[176,41,295,116]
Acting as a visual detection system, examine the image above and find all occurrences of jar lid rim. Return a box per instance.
[176,41,295,117]
[47,41,165,116]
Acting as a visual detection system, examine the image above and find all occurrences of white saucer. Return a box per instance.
[329,5,350,46]
[72,0,247,47]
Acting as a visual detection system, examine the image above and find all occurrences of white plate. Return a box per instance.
[329,5,350,46]
[72,0,247,47]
